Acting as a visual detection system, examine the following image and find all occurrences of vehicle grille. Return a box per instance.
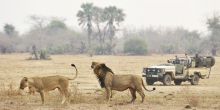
[144,68,161,75]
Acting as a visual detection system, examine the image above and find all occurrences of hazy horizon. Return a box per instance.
[0,0,219,34]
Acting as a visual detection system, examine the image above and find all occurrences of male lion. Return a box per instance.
[91,62,155,103]
[19,64,78,104]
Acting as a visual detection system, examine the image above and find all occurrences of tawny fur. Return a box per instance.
[91,62,155,103]
[19,64,78,104]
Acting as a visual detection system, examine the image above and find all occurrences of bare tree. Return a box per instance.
[206,13,220,56]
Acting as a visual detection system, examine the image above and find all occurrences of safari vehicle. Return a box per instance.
[142,56,215,85]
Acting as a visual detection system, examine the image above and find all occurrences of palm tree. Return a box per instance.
[93,6,105,54]
[103,6,125,54]
[77,3,94,52]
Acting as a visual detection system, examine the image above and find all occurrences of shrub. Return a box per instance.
[28,49,51,60]
[39,49,51,60]
[124,38,148,55]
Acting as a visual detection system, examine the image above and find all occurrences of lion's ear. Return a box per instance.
[92,61,98,64]
[92,62,96,66]
[23,77,28,82]
[100,63,106,68]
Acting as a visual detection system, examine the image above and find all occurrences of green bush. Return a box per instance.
[124,38,148,55]
[39,49,51,60]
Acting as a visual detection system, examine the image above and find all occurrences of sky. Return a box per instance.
[0,0,219,34]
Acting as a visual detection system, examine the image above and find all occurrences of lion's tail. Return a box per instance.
[68,64,78,80]
[142,79,156,92]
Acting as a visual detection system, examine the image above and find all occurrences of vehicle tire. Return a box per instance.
[174,80,182,85]
[163,74,172,86]
[191,74,200,85]
[146,80,154,85]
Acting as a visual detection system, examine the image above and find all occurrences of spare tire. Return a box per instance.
[205,56,215,67]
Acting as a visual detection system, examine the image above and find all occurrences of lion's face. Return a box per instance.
[91,62,106,77]
[19,77,28,90]
[91,62,99,69]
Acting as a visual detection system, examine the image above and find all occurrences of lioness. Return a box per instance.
[19,64,78,104]
[91,62,155,103]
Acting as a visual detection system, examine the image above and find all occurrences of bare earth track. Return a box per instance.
[0,54,220,110]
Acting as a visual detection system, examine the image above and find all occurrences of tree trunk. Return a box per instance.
[212,48,217,56]
[87,20,92,56]
[107,20,115,55]
[211,43,217,56]
[32,45,39,60]
[96,23,104,55]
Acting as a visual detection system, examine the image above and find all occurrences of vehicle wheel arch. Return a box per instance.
[164,72,174,79]
[193,72,201,78]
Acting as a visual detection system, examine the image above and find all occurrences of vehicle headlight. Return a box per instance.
[157,69,161,72]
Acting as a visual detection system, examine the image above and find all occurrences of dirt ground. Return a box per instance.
[0,53,219,110]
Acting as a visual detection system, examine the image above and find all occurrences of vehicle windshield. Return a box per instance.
[168,58,187,65]
[158,63,173,66]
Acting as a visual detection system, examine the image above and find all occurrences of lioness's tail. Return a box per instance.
[68,64,78,80]
[142,79,156,92]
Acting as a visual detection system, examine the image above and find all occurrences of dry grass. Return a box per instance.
[181,86,200,107]
[0,53,220,109]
